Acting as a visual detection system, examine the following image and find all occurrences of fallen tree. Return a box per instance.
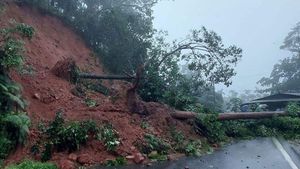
[172,111,289,121]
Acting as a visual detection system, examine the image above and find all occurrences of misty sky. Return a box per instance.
[153,0,300,94]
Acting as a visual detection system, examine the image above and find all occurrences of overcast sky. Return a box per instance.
[153,0,300,94]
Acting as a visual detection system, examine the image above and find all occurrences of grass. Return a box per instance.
[5,160,57,169]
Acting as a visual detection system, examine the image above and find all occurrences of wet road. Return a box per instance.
[92,138,300,169]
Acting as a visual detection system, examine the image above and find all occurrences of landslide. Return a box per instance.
[1,2,204,167]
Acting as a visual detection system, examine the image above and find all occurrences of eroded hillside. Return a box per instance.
[1,2,204,168]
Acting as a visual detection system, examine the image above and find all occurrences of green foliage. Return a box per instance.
[84,98,97,108]
[140,134,170,155]
[226,97,242,112]
[34,112,99,161]
[22,0,155,74]
[6,160,57,169]
[259,22,300,93]
[148,151,168,161]
[0,76,26,111]
[286,102,300,116]
[170,130,185,145]
[44,112,97,152]
[0,22,34,71]
[105,157,127,167]
[41,143,52,162]
[140,121,150,129]
[97,124,120,151]
[81,80,110,96]
[0,22,33,162]
[1,113,31,144]
[0,137,12,159]
[195,114,226,143]
[16,23,35,39]
[1,39,24,70]
[183,141,202,156]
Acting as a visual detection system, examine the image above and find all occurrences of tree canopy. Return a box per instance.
[258,22,300,93]
[21,0,242,111]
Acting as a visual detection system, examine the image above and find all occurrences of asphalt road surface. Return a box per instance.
[92,137,300,169]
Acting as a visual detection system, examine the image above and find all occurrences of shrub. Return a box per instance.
[195,114,226,143]
[183,140,202,156]
[6,160,57,169]
[140,121,149,129]
[84,98,97,108]
[286,102,300,117]
[44,112,97,152]
[0,137,12,159]
[34,112,99,161]
[140,134,170,155]
[16,23,35,39]
[170,129,185,146]
[105,157,127,167]
[97,124,120,151]
[0,22,33,162]
[1,39,24,70]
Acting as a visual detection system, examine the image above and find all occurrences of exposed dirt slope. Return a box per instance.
[1,2,203,168]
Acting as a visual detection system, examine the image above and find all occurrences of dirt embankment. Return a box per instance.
[1,2,203,168]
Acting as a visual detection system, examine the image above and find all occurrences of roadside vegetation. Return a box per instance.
[0,19,35,166]
[6,160,57,169]
[194,102,300,143]
[1,0,300,168]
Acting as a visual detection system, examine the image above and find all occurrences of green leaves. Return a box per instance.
[0,75,26,111]
[97,124,120,151]
[2,113,31,144]
[6,160,58,169]
[1,38,24,70]
[16,23,35,39]
[259,21,300,93]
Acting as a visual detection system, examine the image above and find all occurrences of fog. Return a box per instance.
[153,0,300,94]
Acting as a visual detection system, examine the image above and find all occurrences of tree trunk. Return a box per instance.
[171,111,289,121]
[78,73,136,80]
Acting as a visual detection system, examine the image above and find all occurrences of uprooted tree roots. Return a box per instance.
[51,57,79,83]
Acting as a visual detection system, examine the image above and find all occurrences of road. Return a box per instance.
[92,138,300,169]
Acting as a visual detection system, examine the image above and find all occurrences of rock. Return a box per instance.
[125,155,135,160]
[33,93,41,100]
[68,153,77,161]
[130,146,136,151]
[133,153,145,164]
[59,159,75,169]
[149,151,158,157]
[146,163,152,167]
[77,154,94,165]
[185,166,189,169]
[167,153,185,161]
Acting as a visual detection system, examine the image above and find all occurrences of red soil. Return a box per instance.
[1,2,203,168]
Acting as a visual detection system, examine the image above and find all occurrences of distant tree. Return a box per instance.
[226,97,242,112]
[258,22,300,93]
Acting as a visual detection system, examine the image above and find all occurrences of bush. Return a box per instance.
[97,124,120,151]
[34,112,99,161]
[44,112,97,152]
[105,157,127,167]
[195,114,226,143]
[286,102,300,117]
[183,140,202,156]
[0,22,33,162]
[140,134,170,155]
[6,160,57,169]
[1,39,24,70]
[16,23,35,39]
[0,137,12,159]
